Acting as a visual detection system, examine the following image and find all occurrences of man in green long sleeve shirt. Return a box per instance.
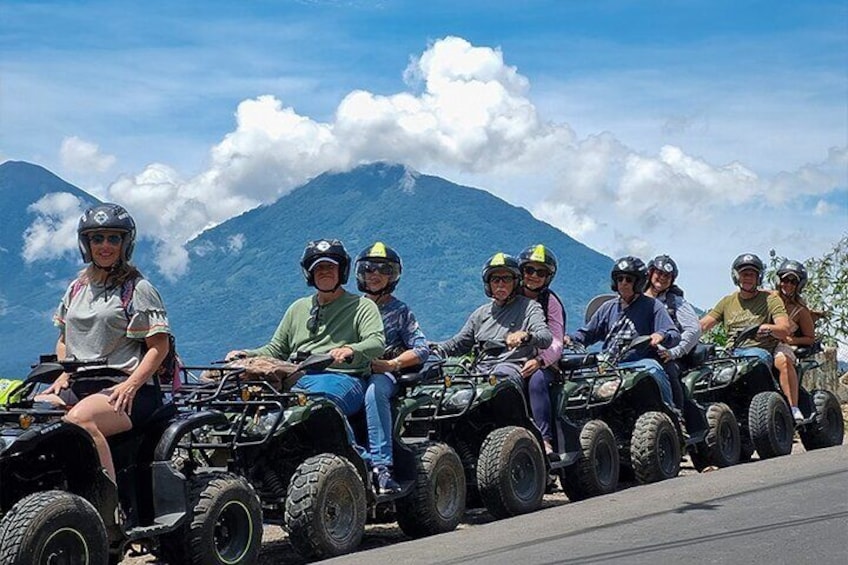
[228,239,385,416]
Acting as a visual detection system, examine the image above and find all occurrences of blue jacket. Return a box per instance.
[570,294,680,362]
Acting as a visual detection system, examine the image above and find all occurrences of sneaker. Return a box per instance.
[791,406,804,422]
[373,465,401,494]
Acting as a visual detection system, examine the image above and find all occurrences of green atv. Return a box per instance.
[689,325,843,461]
[404,341,619,516]
[0,356,261,565]
[174,353,466,561]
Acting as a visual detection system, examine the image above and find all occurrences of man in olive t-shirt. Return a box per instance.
[700,253,789,363]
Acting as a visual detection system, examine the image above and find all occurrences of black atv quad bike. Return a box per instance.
[173,352,466,562]
[0,356,262,565]
[688,326,843,461]
[403,340,619,517]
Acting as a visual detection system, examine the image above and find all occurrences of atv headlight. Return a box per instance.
[714,365,736,384]
[592,377,621,400]
[445,388,474,410]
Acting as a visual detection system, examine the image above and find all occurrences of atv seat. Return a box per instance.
[794,342,822,360]
[687,343,716,366]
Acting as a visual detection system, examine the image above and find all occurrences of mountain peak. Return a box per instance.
[315,161,420,194]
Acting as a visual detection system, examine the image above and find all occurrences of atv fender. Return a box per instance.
[152,410,229,462]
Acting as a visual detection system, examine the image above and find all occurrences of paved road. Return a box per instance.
[331,445,848,565]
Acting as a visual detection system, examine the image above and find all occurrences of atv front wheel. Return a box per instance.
[799,389,844,450]
[631,411,681,484]
[476,426,545,519]
[0,490,108,565]
[559,419,619,501]
[748,391,793,459]
[692,403,740,470]
[285,453,366,560]
[160,471,262,565]
[396,442,466,537]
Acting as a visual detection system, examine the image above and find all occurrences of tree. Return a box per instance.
[768,235,848,348]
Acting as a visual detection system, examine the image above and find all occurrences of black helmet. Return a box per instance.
[731,253,764,286]
[648,254,678,282]
[610,256,648,292]
[77,203,136,265]
[300,239,351,289]
[482,252,521,298]
[355,242,403,295]
[518,244,557,289]
[776,259,808,294]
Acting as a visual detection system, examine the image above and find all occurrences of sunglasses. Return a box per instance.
[89,233,123,246]
[307,303,320,334]
[489,274,516,284]
[522,266,551,278]
[780,277,799,285]
[360,261,394,275]
[615,274,636,284]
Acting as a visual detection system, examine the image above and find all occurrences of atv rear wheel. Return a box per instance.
[559,419,619,501]
[0,490,108,565]
[285,453,366,560]
[748,391,793,459]
[631,411,681,484]
[160,471,262,565]
[692,403,740,471]
[799,389,844,450]
[477,426,545,519]
[396,442,466,537]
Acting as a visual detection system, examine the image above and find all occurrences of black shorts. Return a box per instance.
[58,379,162,427]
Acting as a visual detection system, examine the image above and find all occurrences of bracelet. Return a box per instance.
[393,359,402,371]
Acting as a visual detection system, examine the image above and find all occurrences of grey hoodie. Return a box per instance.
[437,294,553,372]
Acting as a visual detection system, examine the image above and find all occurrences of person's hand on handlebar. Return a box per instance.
[329,346,354,364]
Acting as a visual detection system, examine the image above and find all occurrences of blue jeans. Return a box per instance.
[733,347,773,366]
[295,373,368,462]
[365,373,398,468]
[527,368,555,442]
[619,359,675,409]
[295,373,365,416]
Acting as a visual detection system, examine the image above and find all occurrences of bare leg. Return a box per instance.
[65,394,132,481]
[774,352,799,407]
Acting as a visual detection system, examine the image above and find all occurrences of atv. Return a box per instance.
[403,340,619,516]
[173,352,466,561]
[0,355,261,565]
[688,326,843,460]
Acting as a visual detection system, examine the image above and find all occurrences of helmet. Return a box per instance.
[776,259,808,294]
[518,244,557,289]
[300,239,351,289]
[731,253,764,286]
[610,256,648,292]
[77,203,136,265]
[355,242,403,295]
[482,252,521,298]
[647,254,678,282]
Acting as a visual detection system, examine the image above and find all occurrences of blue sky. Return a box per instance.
[1,0,846,311]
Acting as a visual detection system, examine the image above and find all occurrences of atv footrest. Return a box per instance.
[125,516,183,541]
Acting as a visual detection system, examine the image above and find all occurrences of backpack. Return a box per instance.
[69,277,182,392]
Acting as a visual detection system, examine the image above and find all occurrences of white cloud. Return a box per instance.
[228,234,245,253]
[60,136,116,174]
[813,200,836,216]
[75,35,842,313]
[22,193,86,263]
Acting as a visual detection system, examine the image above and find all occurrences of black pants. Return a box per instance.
[662,360,685,411]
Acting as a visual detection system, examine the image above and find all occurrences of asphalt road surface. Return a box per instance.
[331,444,848,565]
[120,442,847,564]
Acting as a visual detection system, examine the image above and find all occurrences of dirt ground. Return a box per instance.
[121,411,846,565]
